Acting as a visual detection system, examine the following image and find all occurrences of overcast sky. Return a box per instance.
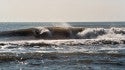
[0,0,125,22]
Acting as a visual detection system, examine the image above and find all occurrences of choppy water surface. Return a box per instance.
[0,22,125,70]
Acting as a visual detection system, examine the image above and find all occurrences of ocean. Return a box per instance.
[0,22,125,70]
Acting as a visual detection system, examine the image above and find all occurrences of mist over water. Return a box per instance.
[51,22,72,27]
[0,22,125,70]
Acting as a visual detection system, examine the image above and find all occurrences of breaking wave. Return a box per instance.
[0,27,125,39]
[0,27,125,45]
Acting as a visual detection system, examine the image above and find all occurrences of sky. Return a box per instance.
[0,0,125,22]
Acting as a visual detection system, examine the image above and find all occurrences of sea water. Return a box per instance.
[0,22,125,70]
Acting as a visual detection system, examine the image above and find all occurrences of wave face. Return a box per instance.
[0,27,84,39]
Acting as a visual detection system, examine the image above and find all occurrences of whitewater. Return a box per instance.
[0,22,125,70]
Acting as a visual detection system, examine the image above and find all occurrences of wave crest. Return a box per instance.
[77,28,106,39]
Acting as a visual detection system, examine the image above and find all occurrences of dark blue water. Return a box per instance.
[0,22,125,31]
